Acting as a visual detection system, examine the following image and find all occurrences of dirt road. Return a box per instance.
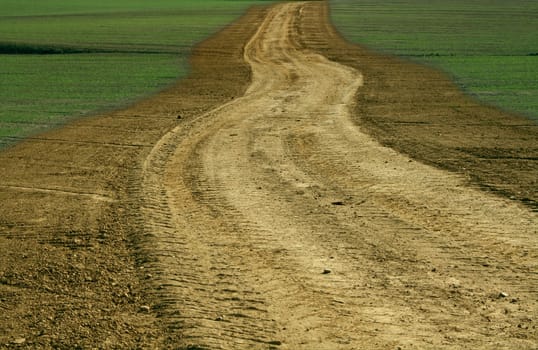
[1,1,537,349]
[139,2,537,349]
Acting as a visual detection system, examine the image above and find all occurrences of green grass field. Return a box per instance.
[0,0,271,147]
[329,0,538,121]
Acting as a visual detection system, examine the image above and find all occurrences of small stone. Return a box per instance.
[331,201,344,206]
[12,338,26,345]
[215,315,225,321]
[177,115,182,119]
[447,277,460,288]
[499,292,509,298]
[145,273,153,279]
[322,269,332,274]
[139,305,151,313]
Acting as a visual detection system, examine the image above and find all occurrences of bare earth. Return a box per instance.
[1,2,537,349]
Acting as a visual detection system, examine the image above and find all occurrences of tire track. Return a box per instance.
[140,2,538,349]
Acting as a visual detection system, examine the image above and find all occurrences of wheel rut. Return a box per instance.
[139,2,537,349]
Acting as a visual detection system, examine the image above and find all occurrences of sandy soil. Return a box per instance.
[1,1,537,349]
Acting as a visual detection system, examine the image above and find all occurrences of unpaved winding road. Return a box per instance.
[138,2,537,349]
[1,1,537,348]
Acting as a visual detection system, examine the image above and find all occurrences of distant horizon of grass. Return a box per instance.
[329,0,538,122]
[0,0,273,148]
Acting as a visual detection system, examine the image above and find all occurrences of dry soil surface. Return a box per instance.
[1,2,537,349]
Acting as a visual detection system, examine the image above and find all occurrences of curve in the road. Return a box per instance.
[139,2,538,349]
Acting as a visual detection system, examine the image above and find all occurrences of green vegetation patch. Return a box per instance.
[425,55,538,118]
[0,53,181,141]
[0,0,271,147]
[329,0,538,121]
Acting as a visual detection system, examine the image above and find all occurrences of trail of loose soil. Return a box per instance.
[1,1,537,349]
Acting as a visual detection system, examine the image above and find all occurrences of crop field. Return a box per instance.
[0,0,271,147]
[329,0,538,121]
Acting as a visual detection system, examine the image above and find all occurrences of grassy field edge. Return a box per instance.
[328,0,538,123]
